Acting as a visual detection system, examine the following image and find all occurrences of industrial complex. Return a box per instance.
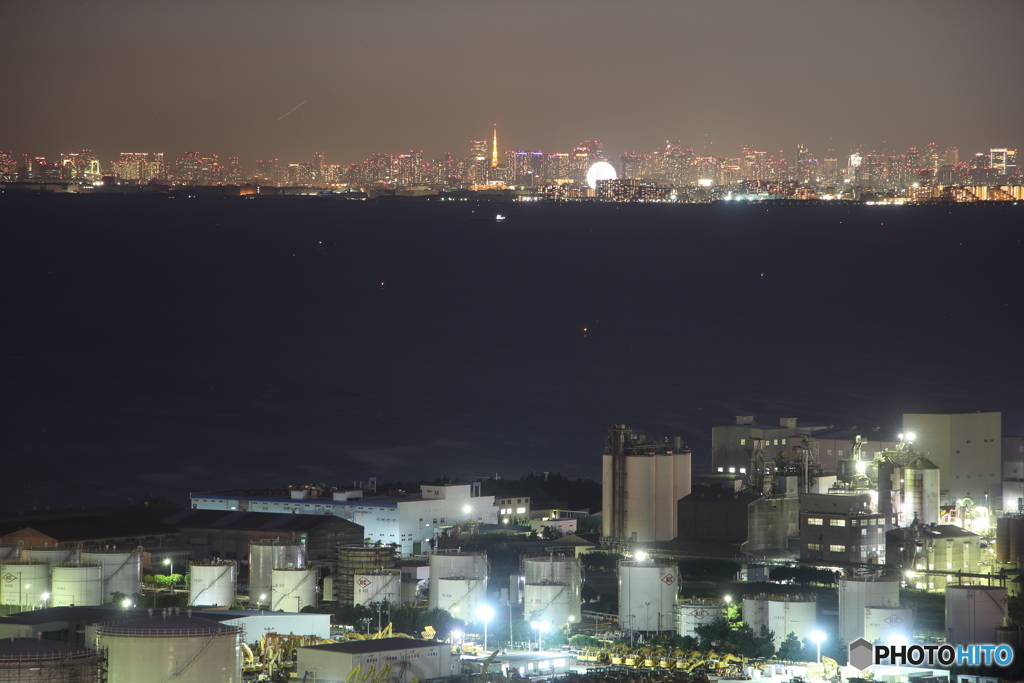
[1,411,1022,681]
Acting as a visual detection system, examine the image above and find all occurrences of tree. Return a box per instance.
[777,632,803,661]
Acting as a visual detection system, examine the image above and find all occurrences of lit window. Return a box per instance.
[717,467,724,472]
[829,545,846,553]
[729,467,736,473]
[807,543,821,551]
[740,439,746,446]
[516,507,526,514]
[781,439,786,445]
[807,518,823,525]
[830,519,846,527]
[740,468,746,474]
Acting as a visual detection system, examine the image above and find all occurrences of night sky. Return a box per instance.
[4,1,1024,164]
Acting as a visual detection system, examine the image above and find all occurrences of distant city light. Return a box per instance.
[586,161,617,189]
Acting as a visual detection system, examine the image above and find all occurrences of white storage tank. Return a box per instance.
[51,562,104,607]
[0,562,51,611]
[96,611,242,683]
[271,568,317,612]
[618,560,679,631]
[81,549,142,603]
[902,457,941,526]
[838,576,899,645]
[864,605,914,643]
[0,638,102,682]
[435,578,486,619]
[250,543,306,608]
[522,556,582,628]
[678,598,727,639]
[189,560,237,607]
[742,594,816,646]
[946,585,1007,645]
[19,548,77,571]
[428,552,488,615]
[353,569,401,606]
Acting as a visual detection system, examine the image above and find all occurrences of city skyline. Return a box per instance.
[3,1,1024,167]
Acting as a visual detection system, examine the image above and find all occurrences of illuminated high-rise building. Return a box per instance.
[505,150,544,186]
[468,139,489,185]
[990,148,1017,176]
[943,147,959,166]
[0,151,17,180]
[491,124,499,168]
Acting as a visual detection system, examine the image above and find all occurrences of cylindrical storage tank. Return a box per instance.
[1010,518,1024,563]
[435,578,486,619]
[903,458,940,526]
[335,546,396,606]
[838,577,899,646]
[995,625,1024,651]
[51,563,104,607]
[271,568,317,612]
[678,598,726,639]
[768,595,816,646]
[864,606,913,644]
[618,560,679,631]
[353,569,401,606]
[428,552,488,610]
[19,548,77,572]
[81,550,142,604]
[742,595,770,635]
[96,613,241,683]
[250,543,306,608]
[997,517,1012,564]
[523,556,582,628]
[0,562,51,611]
[189,560,236,607]
[945,585,1007,645]
[0,638,102,682]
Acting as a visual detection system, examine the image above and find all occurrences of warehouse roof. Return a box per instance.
[162,509,362,532]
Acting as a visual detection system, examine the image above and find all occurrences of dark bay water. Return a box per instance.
[2,196,1022,511]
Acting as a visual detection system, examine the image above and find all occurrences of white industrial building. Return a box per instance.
[191,482,496,555]
[902,412,1001,506]
[711,417,829,474]
[296,637,456,683]
[602,425,691,544]
[197,609,332,641]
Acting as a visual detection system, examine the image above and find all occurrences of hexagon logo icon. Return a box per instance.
[849,638,874,670]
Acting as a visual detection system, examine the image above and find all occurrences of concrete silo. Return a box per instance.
[902,457,940,526]
[522,555,582,628]
[96,611,241,683]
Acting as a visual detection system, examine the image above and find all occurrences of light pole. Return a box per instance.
[164,558,173,588]
[629,615,635,647]
[644,602,650,633]
[477,604,495,652]
[530,620,549,651]
[810,630,826,664]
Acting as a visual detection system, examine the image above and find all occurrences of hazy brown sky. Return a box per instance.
[4,0,1022,165]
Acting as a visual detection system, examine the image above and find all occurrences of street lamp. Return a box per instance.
[451,629,464,653]
[809,630,827,663]
[477,604,495,652]
[530,620,549,651]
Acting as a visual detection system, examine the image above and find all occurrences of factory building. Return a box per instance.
[1001,435,1024,512]
[192,482,496,555]
[886,524,983,591]
[799,492,887,565]
[676,488,800,557]
[602,425,691,544]
[296,637,457,683]
[902,412,1002,506]
[711,416,828,475]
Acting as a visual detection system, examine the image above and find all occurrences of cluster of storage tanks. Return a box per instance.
[249,542,317,611]
[0,547,142,612]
